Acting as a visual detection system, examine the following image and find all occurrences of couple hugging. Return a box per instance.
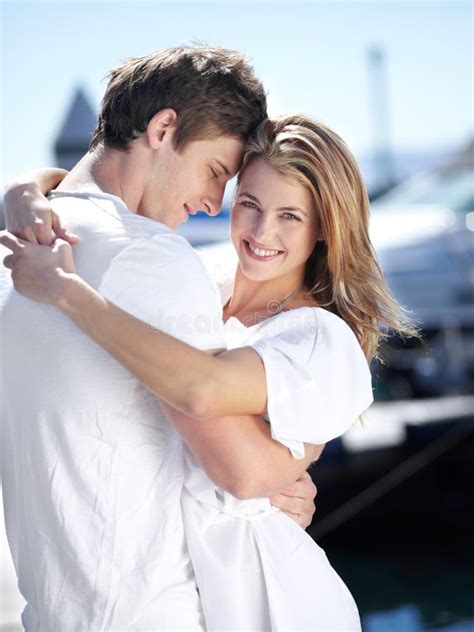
[0,45,410,631]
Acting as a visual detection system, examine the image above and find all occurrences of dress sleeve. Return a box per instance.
[250,308,373,458]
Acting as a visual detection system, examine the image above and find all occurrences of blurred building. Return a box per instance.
[0,87,96,230]
[370,139,474,398]
[54,87,97,170]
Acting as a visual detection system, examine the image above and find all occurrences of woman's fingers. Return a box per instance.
[23,226,39,244]
[51,211,80,244]
[1,231,75,274]
[0,233,75,305]
[3,254,17,270]
[33,217,54,245]
[0,231,28,254]
[4,179,57,244]
[51,238,76,273]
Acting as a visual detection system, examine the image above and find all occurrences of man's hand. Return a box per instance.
[270,470,317,529]
[1,231,77,305]
[4,174,79,245]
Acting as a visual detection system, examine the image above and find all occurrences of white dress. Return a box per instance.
[180,247,374,631]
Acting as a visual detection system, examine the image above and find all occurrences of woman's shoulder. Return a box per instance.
[248,305,366,371]
[248,303,373,448]
[254,305,356,342]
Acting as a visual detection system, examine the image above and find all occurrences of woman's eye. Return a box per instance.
[241,200,259,210]
[282,212,301,221]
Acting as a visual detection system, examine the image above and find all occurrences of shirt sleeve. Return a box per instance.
[250,308,373,458]
[98,232,226,351]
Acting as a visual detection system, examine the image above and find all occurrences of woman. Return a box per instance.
[2,115,414,630]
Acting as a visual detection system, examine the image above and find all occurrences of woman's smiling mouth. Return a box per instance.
[243,239,284,261]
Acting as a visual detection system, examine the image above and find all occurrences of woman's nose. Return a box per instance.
[252,213,275,241]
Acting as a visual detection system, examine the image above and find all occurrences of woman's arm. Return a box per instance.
[61,275,268,419]
[0,233,269,419]
[4,168,78,245]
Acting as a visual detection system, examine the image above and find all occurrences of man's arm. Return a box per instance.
[163,402,320,528]
[162,401,324,500]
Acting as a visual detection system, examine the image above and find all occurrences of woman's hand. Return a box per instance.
[4,168,79,245]
[1,231,78,306]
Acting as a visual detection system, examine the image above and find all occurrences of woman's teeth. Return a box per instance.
[247,241,281,257]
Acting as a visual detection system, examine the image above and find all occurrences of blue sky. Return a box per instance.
[1,1,472,188]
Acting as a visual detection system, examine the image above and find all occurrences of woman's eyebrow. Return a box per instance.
[238,191,261,204]
[238,193,308,216]
[279,205,308,216]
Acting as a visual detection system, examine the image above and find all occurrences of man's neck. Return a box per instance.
[56,144,157,219]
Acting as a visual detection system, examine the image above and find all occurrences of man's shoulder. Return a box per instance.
[99,230,225,348]
[50,191,174,242]
[149,230,206,266]
[100,230,221,313]
[104,230,217,297]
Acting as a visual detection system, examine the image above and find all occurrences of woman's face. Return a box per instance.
[231,158,320,284]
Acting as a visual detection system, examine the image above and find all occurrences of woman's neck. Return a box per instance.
[223,265,313,325]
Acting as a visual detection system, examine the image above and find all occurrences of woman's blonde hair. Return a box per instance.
[240,115,417,362]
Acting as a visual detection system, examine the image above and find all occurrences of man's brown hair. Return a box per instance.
[90,45,267,151]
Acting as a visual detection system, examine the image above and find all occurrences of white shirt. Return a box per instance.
[0,191,225,631]
[181,244,374,631]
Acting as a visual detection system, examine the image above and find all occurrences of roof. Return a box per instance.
[55,87,97,151]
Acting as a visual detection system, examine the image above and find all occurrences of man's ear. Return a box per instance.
[145,109,178,149]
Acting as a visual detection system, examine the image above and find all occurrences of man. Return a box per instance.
[1,46,316,630]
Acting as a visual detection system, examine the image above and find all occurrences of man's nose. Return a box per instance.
[201,184,226,217]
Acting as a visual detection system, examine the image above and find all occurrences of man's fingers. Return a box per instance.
[279,477,317,501]
[0,231,27,254]
[282,511,308,529]
[270,484,317,530]
[270,493,308,514]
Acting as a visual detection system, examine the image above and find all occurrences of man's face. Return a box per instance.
[141,134,245,229]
